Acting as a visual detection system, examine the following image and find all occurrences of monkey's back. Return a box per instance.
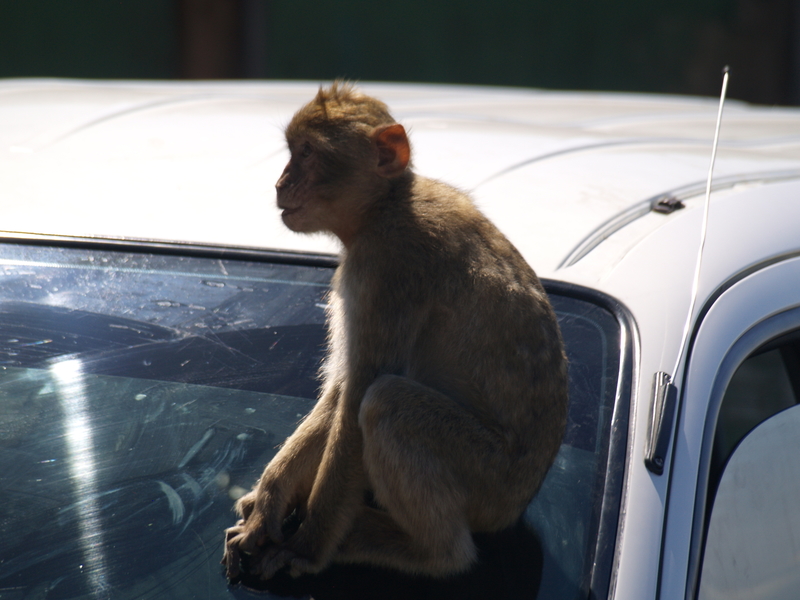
[338,173,568,501]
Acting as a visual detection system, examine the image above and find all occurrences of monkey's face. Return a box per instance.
[276,107,411,246]
[275,139,333,234]
[275,132,382,244]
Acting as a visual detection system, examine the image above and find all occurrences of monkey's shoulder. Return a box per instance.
[346,175,540,300]
[408,175,481,222]
[410,176,538,277]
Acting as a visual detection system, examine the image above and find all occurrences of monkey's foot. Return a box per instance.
[248,546,301,580]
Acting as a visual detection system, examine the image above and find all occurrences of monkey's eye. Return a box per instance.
[299,142,313,158]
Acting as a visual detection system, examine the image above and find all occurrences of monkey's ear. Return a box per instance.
[373,124,410,178]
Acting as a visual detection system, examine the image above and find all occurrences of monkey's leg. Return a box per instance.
[338,374,515,576]
[336,503,476,576]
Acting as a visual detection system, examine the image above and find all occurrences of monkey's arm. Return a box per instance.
[255,377,372,578]
[222,383,340,579]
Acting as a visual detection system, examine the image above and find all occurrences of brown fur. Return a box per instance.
[222,81,568,579]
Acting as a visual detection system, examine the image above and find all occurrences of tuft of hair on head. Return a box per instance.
[284,79,411,169]
[313,79,357,110]
[302,80,396,130]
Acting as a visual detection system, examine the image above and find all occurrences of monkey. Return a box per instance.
[222,81,568,581]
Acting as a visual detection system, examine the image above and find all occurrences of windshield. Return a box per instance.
[0,242,625,600]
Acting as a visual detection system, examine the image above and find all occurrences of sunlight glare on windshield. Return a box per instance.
[51,358,110,598]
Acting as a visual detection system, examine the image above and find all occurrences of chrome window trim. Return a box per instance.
[545,281,636,600]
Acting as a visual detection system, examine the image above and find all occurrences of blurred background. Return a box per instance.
[1,0,798,105]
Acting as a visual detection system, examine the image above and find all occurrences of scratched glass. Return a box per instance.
[0,243,624,600]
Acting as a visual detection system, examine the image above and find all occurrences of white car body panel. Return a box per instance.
[2,78,800,600]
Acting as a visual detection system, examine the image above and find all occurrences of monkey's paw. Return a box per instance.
[250,544,324,580]
[272,525,331,578]
[222,519,276,580]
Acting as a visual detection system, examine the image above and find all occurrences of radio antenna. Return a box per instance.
[672,66,730,378]
[645,67,730,475]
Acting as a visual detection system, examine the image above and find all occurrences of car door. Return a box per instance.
[655,254,800,600]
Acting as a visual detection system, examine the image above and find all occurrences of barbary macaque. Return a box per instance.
[222,82,568,580]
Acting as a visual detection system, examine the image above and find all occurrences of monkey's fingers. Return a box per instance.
[238,490,271,524]
[222,523,243,556]
[248,495,292,545]
[264,513,287,545]
[241,490,291,544]
[222,525,264,575]
[226,519,246,536]
[222,532,245,578]
[235,492,255,519]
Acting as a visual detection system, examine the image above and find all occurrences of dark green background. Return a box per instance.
[0,0,796,105]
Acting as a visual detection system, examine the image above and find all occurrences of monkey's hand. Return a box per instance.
[222,484,299,580]
[225,513,328,581]
[223,386,338,580]
[252,521,329,580]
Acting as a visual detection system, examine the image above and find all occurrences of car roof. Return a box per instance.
[2,78,800,349]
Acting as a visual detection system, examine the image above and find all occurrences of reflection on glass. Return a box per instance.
[51,358,110,597]
[700,404,800,600]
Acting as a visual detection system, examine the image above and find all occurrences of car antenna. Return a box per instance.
[645,67,730,475]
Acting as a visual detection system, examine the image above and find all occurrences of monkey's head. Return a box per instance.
[276,81,411,245]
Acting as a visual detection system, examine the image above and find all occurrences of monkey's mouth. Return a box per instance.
[279,206,301,218]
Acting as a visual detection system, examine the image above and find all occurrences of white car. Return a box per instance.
[0,79,798,600]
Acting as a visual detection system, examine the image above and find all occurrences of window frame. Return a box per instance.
[686,306,800,600]
[651,252,800,600]
[544,280,635,600]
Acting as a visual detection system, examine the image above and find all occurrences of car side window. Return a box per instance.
[709,344,800,490]
[698,335,800,600]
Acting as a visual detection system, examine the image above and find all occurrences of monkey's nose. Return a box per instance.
[276,172,292,190]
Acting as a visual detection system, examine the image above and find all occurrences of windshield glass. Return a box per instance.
[0,243,624,600]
